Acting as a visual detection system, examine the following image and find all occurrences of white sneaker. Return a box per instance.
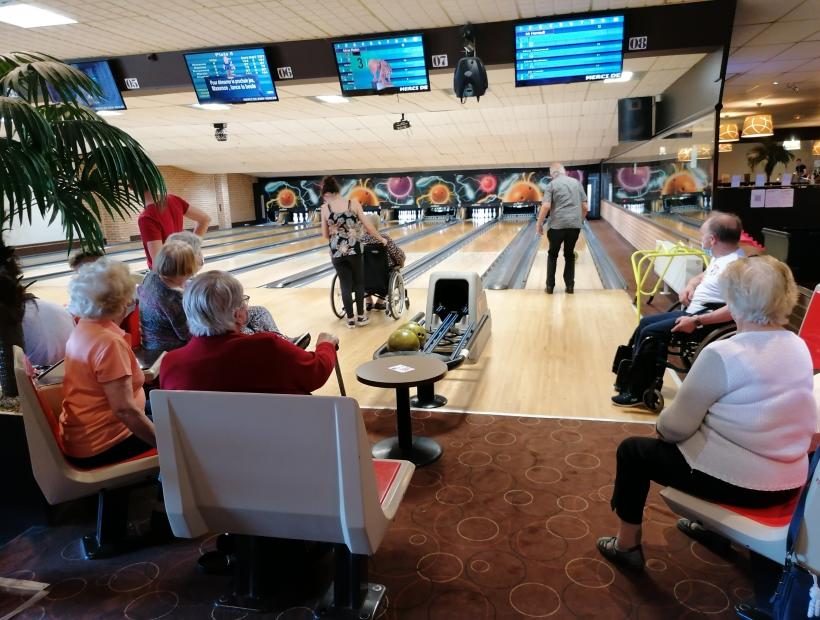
[356,315,370,326]
[347,319,356,329]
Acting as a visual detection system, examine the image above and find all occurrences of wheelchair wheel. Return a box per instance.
[642,388,664,414]
[330,274,345,319]
[387,271,406,320]
[691,324,736,362]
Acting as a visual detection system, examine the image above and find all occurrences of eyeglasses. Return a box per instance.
[242,295,250,307]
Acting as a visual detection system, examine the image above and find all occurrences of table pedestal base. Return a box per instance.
[410,383,447,409]
[372,436,442,467]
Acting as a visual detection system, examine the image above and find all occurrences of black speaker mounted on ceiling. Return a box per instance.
[453,23,488,103]
[618,97,654,142]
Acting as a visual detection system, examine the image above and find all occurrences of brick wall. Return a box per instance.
[98,167,258,243]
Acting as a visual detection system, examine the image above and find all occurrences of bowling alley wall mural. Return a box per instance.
[610,161,709,203]
[257,167,590,214]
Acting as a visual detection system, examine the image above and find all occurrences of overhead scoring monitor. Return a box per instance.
[333,34,430,96]
[184,47,278,104]
[515,15,625,87]
[49,60,126,111]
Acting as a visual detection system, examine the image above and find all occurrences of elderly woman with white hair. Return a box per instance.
[160,270,337,394]
[164,230,281,336]
[597,255,817,572]
[61,259,156,468]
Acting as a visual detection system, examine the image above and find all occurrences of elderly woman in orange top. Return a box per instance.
[60,258,156,468]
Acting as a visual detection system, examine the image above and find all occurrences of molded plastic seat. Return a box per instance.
[149,389,414,615]
[13,346,159,558]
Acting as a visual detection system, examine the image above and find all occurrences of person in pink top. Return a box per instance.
[138,191,211,269]
[61,258,156,468]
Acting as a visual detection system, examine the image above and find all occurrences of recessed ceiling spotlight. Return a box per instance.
[315,95,349,104]
[97,110,123,117]
[772,81,779,85]
[793,114,802,120]
[603,71,633,84]
[190,103,232,111]
[0,2,76,27]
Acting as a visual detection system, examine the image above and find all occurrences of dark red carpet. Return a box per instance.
[0,410,755,618]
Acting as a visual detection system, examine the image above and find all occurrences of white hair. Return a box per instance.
[166,231,204,267]
[550,162,565,177]
[183,270,244,336]
[720,255,797,326]
[68,258,135,319]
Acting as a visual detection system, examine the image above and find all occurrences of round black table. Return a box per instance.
[356,355,447,466]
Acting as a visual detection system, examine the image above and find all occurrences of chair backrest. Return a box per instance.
[121,300,141,349]
[798,284,820,371]
[12,346,70,503]
[150,390,389,555]
[794,452,820,574]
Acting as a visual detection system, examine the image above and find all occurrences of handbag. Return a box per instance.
[769,448,820,619]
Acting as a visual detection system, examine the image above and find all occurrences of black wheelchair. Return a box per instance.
[614,302,737,413]
[330,243,409,320]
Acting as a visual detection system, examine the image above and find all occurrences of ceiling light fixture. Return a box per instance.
[677,147,692,162]
[783,139,801,151]
[741,103,773,138]
[315,95,349,104]
[813,141,820,156]
[719,143,733,152]
[96,110,123,117]
[191,103,232,111]
[603,71,633,84]
[0,2,76,27]
[719,122,739,142]
[772,81,778,85]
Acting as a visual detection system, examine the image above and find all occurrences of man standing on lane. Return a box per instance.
[536,163,588,294]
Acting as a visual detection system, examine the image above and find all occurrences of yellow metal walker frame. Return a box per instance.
[631,242,710,323]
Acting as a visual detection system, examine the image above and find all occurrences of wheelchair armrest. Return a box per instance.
[289,332,311,350]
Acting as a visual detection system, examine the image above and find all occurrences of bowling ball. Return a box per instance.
[479,174,497,194]
[402,322,427,345]
[429,183,450,204]
[616,166,651,192]
[505,181,541,203]
[388,328,420,352]
[276,189,297,208]
[574,251,579,261]
[388,176,413,199]
[662,172,699,195]
[349,186,380,207]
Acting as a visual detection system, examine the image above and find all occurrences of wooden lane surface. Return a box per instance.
[247,286,659,422]
[295,220,484,289]
[235,220,452,289]
[21,224,319,280]
[525,232,603,291]
[407,220,525,290]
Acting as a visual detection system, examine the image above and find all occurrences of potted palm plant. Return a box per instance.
[746,138,795,184]
[0,51,164,402]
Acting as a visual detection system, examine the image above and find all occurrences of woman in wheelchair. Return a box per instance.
[360,214,405,311]
[597,256,818,572]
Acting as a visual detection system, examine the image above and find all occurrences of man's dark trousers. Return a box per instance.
[546,227,581,289]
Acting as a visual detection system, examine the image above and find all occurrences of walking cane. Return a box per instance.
[335,346,346,396]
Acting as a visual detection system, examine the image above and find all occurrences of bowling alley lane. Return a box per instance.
[21,223,320,281]
[407,220,526,290]
[235,219,446,289]
[525,232,604,291]
[303,219,485,289]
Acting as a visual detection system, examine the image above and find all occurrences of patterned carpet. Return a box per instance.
[0,410,755,619]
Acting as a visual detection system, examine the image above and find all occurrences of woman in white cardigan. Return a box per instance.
[597,255,817,572]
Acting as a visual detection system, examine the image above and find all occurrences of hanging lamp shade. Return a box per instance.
[677,147,692,162]
[719,122,739,142]
[697,145,712,159]
[741,113,773,137]
[719,143,733,152]
[813,140,820,156]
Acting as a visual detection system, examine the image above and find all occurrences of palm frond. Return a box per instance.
[0,57,100,106]
[0,96,55,149]
[0,140,54,228]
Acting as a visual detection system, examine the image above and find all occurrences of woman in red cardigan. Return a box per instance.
[159,271,338,394]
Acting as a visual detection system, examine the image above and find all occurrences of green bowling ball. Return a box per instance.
[402,322,428,345]
[574,251,580,261]
[387,328,420,352]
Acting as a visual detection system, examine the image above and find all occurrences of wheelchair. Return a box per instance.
[614,302,737,413]
[330,243,409,320]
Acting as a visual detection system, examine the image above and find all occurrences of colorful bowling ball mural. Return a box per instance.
[662,171,701,195]
[387,176,413,200]
[504,180,542,203]
[479,174,497,194]
[615,166,651,193]
[348,185,380,207]
[416,176,456,208]
[275,188,297,208]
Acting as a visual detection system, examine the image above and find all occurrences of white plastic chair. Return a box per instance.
[149,389,414,616]
[12,346,159,558]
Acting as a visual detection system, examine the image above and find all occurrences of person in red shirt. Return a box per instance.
[138,192,211,269]
[159,270,338,394]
